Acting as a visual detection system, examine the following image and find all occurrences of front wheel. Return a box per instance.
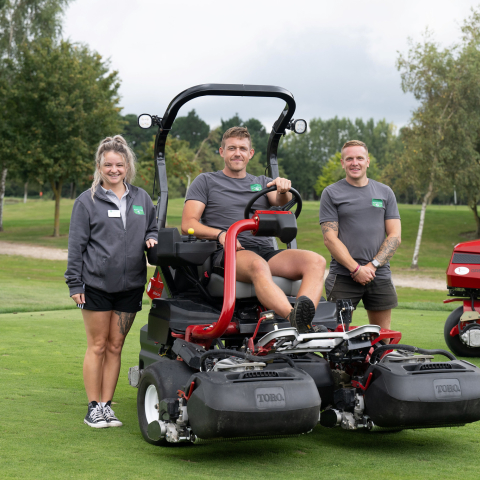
[444,306,480,357]
[137,358,194,446]
[137,368,168,446]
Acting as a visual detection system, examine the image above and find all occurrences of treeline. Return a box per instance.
[125,112,402,201]
[5,107,463,206]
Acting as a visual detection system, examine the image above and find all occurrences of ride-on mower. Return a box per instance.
[444,239,480,356]
[130,84,480,445]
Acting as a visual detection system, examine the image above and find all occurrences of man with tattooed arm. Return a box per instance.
[319,140,401,330]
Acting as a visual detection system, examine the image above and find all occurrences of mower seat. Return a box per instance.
[206,272,301,299]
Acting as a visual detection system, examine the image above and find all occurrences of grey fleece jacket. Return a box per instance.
[65,184,157,296]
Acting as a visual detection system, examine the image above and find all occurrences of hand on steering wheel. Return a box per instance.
[244,185,303,219]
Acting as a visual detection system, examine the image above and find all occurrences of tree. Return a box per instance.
[397,9,480,267]
[0,0,70,231]
[136,136,200,199]
[170,109,210,150]
[279,132,321,199]
[15,38,122,236]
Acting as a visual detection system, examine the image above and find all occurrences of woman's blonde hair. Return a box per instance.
[91,135,136,199]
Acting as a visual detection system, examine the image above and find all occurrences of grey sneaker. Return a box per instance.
[103,401,123,427]
[288,296,316,334]
[84,401,108,428]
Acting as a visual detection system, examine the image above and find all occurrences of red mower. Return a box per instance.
[444,239,480,356]
[129,84,480,445]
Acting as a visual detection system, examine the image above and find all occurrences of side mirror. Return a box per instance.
[138,114,153,129]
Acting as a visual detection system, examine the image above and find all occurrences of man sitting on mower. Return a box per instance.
[181,126,326,333]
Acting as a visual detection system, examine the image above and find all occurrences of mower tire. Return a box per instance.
[137,357,194,446]
[444,306,480,357]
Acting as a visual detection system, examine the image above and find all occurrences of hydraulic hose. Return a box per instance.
[370,344,456,363]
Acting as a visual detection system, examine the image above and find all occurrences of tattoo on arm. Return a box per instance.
[375,237,401,267]
[115,311,136,336]
[321,222,339,235]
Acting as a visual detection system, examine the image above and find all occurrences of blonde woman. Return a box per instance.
[65,135,157,428]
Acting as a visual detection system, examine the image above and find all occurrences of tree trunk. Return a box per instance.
[50,179,63,237]
[0,166,7,232]
[70,181,76,199]
[468,198,480,238]
[24,181,28,203]
[411,177,434,269]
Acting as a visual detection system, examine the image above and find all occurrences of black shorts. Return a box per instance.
[211,245,284,276]
[324,273,398,311]
[80,285,144,313]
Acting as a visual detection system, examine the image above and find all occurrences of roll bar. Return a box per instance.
[152,84,297,230]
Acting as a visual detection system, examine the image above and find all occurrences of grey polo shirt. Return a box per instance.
[101,183,129,229]
[186,171,274,248]
[319,178,400,279]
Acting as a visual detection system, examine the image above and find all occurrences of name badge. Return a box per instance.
[108,210,121,217]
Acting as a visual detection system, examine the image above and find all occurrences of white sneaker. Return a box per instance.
[103,401,123,427]
[84,402,108,428]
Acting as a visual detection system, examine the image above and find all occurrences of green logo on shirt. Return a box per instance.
[250,184,262,192]
[372,199,383,208]
[133,205,145,215]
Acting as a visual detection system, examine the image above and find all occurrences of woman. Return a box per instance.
[65,136,157,428]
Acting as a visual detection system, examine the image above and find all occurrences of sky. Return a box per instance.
[63,0,480,130]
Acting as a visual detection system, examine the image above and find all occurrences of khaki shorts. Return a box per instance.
[325,273,398,311]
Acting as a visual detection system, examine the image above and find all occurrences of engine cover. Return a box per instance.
[364,360,480,428]
[186,367,320,439]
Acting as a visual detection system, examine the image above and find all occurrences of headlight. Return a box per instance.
[294,119,307,134]
[138,114,153,129]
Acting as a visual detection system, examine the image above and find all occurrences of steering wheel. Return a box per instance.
[244,185,303,219]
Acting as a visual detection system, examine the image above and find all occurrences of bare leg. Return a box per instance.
[82,310,112,403]
[236,250,293,318]
[268,249,326,307]
[367,309,391,330]
[101,311,136,402]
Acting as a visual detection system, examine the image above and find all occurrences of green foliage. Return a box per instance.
[136,136,200,198]
[392,8,480,266]
[0,0,70,231]
[0,0,70,59]
[191,127,224,173]
[314,152,344,196]
[171,109,210,150]
[13,38,122,236]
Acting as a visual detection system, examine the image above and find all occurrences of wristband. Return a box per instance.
[216,231,226,242]
[351,264,360,275]
[351,266,362,278]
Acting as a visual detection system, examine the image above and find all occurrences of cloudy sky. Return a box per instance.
[63,0,480,130]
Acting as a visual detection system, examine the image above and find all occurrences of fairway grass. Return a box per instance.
[2,198,477,278]
[0,256,156,314]
[0,255,450,314]
[2,308,480,480]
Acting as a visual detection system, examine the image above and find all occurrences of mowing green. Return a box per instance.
[1,307,479,480]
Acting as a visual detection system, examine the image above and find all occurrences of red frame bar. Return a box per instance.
[186,217,259,342]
